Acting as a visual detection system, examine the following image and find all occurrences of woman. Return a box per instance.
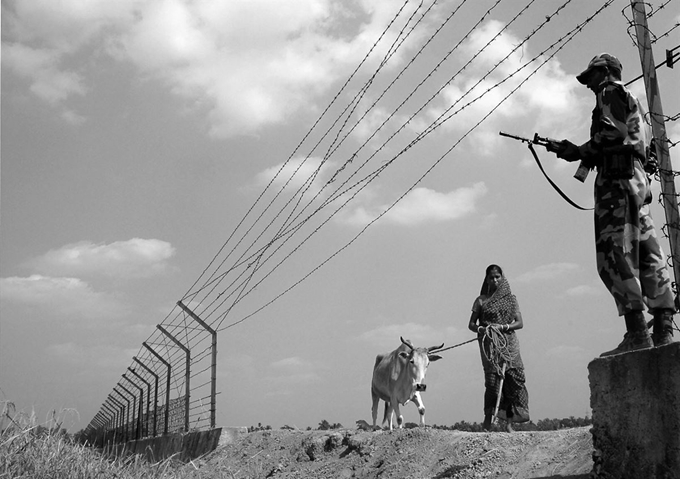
[468,264,530,432]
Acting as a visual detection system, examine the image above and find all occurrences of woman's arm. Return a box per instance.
[503,310,524,332]
[468,309,481,333]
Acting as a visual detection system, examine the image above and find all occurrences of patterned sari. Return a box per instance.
[473,277,530,423]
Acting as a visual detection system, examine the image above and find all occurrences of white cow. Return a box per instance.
[371,337,443,430]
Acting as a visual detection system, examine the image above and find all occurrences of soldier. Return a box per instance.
[547,53,676,357]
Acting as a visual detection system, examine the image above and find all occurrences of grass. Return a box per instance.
[0,402,241,479]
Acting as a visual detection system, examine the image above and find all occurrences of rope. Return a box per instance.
[430,337,478,353]
[480,326,515,375]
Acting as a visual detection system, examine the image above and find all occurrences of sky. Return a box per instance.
[2,0,679,434]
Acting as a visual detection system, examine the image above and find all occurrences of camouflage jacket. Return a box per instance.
[577,81,651,167]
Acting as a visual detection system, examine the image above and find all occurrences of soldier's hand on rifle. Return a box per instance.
[546,139,580,162]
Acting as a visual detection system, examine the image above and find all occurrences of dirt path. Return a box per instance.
[200,425,594,478]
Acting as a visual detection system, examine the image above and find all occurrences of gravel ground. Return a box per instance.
[197,425,594,478]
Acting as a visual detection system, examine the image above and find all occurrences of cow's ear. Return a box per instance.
[398,351,409,359]
[428,354,442,362]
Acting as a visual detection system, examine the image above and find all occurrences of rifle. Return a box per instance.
[499,131,591,182]
[498,131,593,211]
[498,131,560,149]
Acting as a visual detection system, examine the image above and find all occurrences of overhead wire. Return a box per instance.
[195,0,534,331]
[104,0,432,425]
[89,0,621,433]
[173,0,457,327]
[180,0,419,304]
[213,0,614,332]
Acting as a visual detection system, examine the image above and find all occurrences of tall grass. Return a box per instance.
[0,402,240,479]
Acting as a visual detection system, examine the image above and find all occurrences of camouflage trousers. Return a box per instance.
[594,161,675,316]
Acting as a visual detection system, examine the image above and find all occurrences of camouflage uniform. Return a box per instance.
[579,81,675,316]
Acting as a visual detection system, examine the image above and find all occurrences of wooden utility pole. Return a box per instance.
[630,1,680,307]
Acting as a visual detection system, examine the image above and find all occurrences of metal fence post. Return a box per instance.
[143,342,171,435]
[117,383,137,440]
[122,375,143,440]
[134,356,159,437]
[177,300,217,428]
[157,325,191,433]
[128,367,151,437]
[112,388,130,442]
[109,395,126,443]
[101,403,116,445]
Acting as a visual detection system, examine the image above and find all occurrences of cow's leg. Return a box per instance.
[385,401,394,430]
[412,392,426,426]
[371,390,379,429]
[391,399,403,429]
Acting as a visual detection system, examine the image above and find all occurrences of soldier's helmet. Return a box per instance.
[576,53,623,84]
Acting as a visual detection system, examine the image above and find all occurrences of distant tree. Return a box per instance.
[318,419,331,430]
[434,415,591,432]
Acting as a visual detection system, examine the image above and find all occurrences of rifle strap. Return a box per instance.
[528,144,593,211]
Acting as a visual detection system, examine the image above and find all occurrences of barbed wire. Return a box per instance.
[206,0,562,332]
[210,0,613,334]
[647,0,675,18]
[623,1,680,45]
[182,0,469,316]
[652,21,680,43]
[97,0,616,432]
[180,0,417,305]
[88,0,647,439]
[181,0,426,308]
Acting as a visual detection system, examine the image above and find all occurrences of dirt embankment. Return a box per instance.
[200,425,594,478]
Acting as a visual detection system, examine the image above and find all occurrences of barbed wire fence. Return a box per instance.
[623,0,680,311]
[84,0,678,446]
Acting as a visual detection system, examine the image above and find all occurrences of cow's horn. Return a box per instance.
[428,343,445,352]
[400,336,414,350]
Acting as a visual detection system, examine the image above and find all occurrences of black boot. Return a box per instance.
[600,311,653,357]
[652,309,675,347]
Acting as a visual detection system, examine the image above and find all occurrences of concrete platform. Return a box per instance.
[589,342,680,478]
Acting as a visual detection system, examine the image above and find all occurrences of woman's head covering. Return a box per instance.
[480,264,504,295]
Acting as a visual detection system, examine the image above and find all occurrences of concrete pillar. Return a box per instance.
[588,342,680,478]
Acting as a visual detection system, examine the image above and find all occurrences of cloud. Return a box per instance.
[3,0,433,137]
[26,238,176,279]
[515,263,580,283]
[2,0,137,109]
[0,275,130,320]
[360,322,446,350]
[264,356,322,393]
[562,285,602,298]
[341,182,487,226]
[271,357,308,369]
[432,20,581,145]
[255,157,337,195]
[2,43,86,105]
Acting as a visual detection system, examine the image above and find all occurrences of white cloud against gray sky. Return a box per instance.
[2,0,582,141]
[25,238,176,279]
[2,0,435,137]
[1,238,174,321]
[340,182,487,226]
[4,0,678,433]
[0,275,130,321]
